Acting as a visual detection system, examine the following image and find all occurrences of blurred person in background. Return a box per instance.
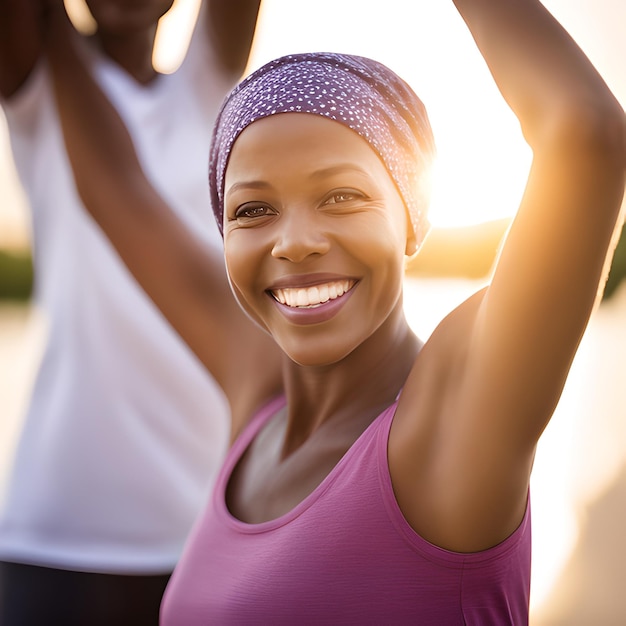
[0,0,262,623]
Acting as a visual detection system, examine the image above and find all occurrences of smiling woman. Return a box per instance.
[43,0,626,623]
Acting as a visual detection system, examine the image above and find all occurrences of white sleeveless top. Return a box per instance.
[0,18,232,573]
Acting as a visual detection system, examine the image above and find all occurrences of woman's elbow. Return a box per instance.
[539,97,626,164]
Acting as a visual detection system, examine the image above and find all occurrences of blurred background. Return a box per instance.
[1,0,624,623]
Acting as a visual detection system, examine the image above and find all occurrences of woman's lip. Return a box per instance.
[267,273,356,291]
[268,283,357,325]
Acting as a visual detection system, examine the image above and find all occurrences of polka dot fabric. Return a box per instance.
[208,52,436,245]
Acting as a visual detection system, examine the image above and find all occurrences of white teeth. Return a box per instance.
[272,280,354,308]
[296,289,308,307]
[318,284,329,303]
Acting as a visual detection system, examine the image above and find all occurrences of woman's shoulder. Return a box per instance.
[399,285,489,404]
[386,285,533,551]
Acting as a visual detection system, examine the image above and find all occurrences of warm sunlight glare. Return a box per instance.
[64,0,96,34]
[427,123,531,228]
[64,0,201,73]
[250,0,532,228]
[64,0,534,227]
[153,0,201,74]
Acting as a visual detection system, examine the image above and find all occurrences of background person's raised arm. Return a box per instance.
[0,0,46,98]
[45,4,282,433]
[204,0,262,78]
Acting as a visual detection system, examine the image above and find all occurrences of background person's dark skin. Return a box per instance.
[45,0,625,618]
[0,0,263,624]
[0,0,261,92]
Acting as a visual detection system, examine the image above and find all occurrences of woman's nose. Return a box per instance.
[270,210,331,262]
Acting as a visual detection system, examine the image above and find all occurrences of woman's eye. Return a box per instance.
[234,203,274,220]
[323,190,363,205]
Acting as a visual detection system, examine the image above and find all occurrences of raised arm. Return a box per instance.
[393,0,625,552]
[44,5,282,435]
[203,0,262,78]
[454,0,624,533]
[0,0,45,98]
[453,0,625,440]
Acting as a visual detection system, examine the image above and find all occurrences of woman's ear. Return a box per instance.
[405,231,418,259]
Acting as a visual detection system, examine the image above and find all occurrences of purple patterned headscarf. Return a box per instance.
[209,52,436,245]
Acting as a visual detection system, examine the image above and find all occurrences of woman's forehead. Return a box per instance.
[225,114,391,183]
[229,113,372,154]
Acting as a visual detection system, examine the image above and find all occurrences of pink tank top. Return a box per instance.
[161,396,531,625]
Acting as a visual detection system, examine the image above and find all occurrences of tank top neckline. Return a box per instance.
[214,394,399,534]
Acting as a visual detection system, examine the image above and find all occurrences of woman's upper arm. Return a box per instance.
[77,168,284,434]
[44,4,283,425]
[390,2,625,551]
[450,0,626,446]
[466,90,625,448]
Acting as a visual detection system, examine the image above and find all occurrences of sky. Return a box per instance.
[1,0,625,246]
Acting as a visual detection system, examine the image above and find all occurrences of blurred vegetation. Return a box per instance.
[0,219,624,303]
[407,218,511,280]
[604,221,626,300]
[407,217,626,303]
[0,249,33,301]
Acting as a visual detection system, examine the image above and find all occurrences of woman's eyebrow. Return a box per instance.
[309,164,370,181]
[225,180,273,197]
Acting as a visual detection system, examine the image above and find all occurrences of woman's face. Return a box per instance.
[223,113,411,366]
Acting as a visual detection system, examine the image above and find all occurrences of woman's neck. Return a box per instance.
[280,307,421,457]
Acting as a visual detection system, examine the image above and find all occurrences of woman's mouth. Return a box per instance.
[271,279,356,308]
